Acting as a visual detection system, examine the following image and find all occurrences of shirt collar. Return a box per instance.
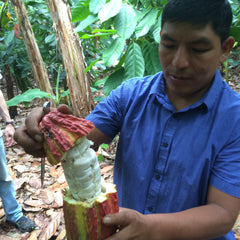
[200,69,223,111]
[149,69,223,113]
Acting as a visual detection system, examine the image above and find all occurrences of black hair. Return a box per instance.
[161,0,233,43]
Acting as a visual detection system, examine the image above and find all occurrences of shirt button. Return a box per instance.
[155,174,160,180]
[163,142,168,147]
[148,207,153,212]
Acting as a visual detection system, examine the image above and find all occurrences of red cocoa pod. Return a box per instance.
[97,191,119,239]
[39,110,94,165]
[63,182,119,240]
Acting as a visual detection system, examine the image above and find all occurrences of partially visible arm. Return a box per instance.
[0,90,15,146]
[104,185,240,240]
[87,127,111,151]
[0,89,12,122]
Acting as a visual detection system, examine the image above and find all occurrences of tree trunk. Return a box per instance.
[3,65,18,118]
[10,0,54,101]
[46,0,94,118]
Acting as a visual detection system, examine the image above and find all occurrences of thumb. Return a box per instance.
[57,104,72,114]
[103,208,131,227]
[25,107,44,142]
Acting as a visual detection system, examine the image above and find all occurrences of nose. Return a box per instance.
[172,47,190,69]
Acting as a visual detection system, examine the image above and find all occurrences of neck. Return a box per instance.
[166,87,210,111]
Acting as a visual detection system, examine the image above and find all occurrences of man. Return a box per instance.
[0,89,35,232]
[14,0,240,239]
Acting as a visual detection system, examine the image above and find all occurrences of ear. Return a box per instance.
[219,36,235,63]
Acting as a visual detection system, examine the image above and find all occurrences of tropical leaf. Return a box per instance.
[72,0,90,22]
[102,37,125,66]
[98,0,122,23]
[230,26,240,41]
[7,89,52,107]
[103,68,125,96]
[85,59,100,73]
[135,8,151,23]
[45,34,55,44]
[135,8,159,39]
[152,14,162,43]
[74,15,99,33]
[80,31,117,39]
[124,42,145,79]
[139,0,151,8]
[89,0,106,14]
[4,31,14,47]
[114,4,137,39]
[142,41,162,75]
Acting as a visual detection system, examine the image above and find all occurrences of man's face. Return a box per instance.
[159,22,230,102]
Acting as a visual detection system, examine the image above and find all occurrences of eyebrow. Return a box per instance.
[161,34,177,42]
[161,34,212,45]
[191,37,212,45]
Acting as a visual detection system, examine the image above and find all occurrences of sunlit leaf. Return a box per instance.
[74,15,99,33]
[114,4,137,39]
[142,41,162,75]
[72,0,90,22]
[135,8,159,39]
[124,42,145,79]
[102,37,125,66]
[152,14,162,43]
[7,89,52,107]
[103,68,125,95]
[89,0,106,14]
[98,0,122,23]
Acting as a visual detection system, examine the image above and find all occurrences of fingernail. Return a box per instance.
[34,134,43,142]
[103,216,112,224]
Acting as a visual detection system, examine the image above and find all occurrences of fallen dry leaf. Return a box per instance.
[38,189,55,205]
[56,229,66,240]
[28,179,41,189]
[101,165,114,175]
[38,212,63,240]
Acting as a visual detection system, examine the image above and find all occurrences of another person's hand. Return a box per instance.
[103,208,153,240]
[4,124,15,147]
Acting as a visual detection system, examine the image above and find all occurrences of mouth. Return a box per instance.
[168,73,191,82]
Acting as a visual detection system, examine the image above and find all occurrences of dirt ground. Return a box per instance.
[0,61,240,239]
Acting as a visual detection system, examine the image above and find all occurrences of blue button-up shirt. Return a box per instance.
[87,70,240,240]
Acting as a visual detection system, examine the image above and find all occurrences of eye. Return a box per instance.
[192,48,210,53]
[161,42,175,49]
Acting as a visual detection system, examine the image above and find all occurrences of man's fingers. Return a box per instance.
[14,123,45,157]
[25,107,44,142]
[103,209,132,227]
[57,104,72,114]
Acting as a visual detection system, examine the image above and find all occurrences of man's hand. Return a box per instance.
[14,107,45,157]
[14,105,72,157]
[103,185,240,240]
[103,208,152,240]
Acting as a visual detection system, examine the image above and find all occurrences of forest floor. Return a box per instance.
[0,60,240,239]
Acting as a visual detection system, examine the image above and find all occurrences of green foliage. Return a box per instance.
[0,2,31,91]
[72,0,240,97]
[0,0,63,93]
[72,0,164,97]
[6,88,51,107]
[6,68,70,107]
[97,143,109,162]
[230,0,240,41]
